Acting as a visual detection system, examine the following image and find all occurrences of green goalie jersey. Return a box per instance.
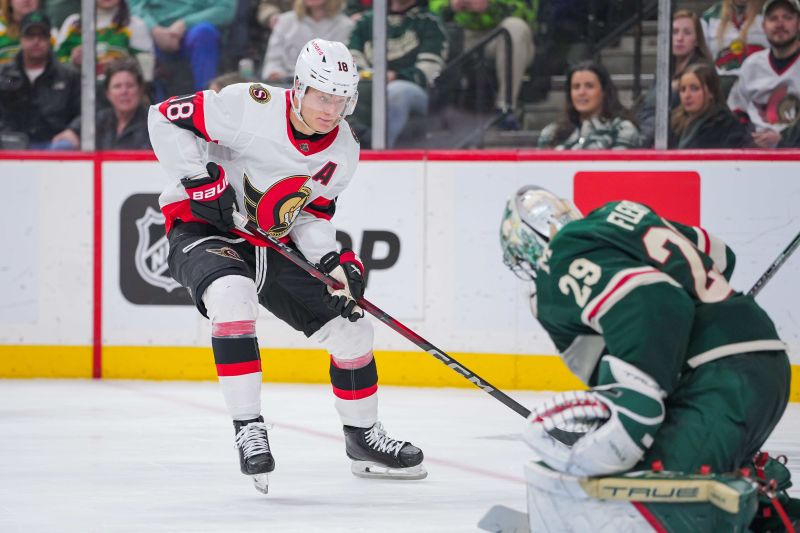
[535,200,785,393]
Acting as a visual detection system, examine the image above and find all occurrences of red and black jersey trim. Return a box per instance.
[329,356,378,400]
[303,196,336,221]
[158,92,214,142]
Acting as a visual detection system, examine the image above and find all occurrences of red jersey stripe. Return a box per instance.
[332,384,378,400]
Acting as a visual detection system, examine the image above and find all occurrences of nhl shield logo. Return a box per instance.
[134,206,181,292]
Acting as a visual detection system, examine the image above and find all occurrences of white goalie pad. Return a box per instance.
[525,461,653,532]
[524,461,759,533]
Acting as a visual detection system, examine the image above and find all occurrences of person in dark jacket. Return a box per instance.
[670,62,753,148]
[0,11,80,149]
[777,119,800,147]
[51,57,151,150]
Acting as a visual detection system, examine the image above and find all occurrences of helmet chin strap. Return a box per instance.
[290,89,342,135]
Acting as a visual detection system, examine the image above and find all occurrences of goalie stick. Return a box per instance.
[748,230,800,297]
[232,212,532,418]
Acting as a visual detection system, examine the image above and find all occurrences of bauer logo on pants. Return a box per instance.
[120,193,193,306]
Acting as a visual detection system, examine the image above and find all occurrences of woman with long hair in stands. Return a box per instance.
[538,60,642,150]
[670,62,753,148]
[637,10,714,146]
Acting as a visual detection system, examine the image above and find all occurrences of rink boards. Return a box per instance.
[0,150,798,400]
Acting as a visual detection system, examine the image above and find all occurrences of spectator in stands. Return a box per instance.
[208,71,253,92]
[55,0,154,82]
[128,0,234,95]
[51,58,151,150]
[637,10,713,146]
[261,0,353,82]
[429,0,536,130]
[241,0,294,72]
[0,0,42,64]
[669,63,753,148]
[344,0,370,21]
[258,0,296,32]
[701,0,769,92]
[538,60,641,149]
[727,0,800,147]
[42,0,78,29]
[348,0,448,147]
[0,11,79,149]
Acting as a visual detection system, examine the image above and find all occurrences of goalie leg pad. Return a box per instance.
[524,461,759,533]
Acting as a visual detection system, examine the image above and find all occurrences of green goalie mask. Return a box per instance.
[500,186,583,281]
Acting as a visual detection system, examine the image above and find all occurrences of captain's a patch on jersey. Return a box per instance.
[249,84,271,104]
[207,247,244,261]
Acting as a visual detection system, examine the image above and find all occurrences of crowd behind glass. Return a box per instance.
[0,0,798,150]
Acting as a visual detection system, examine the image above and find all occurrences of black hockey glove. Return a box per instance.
[319,249,365,322]
[180,162,238,232]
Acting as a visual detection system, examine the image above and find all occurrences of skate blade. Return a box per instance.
[251,473,269,494]
[351,460,428,480]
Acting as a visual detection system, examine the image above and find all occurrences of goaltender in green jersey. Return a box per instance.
[499,186,796,532]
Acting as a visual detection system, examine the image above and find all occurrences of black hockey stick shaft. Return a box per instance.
[232,213,532,418]
[748,230,800,297]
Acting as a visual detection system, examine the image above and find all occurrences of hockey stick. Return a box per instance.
[747,230,800,297]
[232,212,532,419]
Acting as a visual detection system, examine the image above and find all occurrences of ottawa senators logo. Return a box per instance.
[207,247,244,261]
[243,174,311,238]
[759,82,800,125]
[249,84,271,104]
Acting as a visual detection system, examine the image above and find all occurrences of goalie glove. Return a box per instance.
[523,356,666,477]
[319,249,365,322]
[180,162,238,232]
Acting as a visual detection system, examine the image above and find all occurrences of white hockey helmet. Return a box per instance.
[292,39,359,128]
[500,186,583,280]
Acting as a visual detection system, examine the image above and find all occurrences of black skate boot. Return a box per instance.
[233,416,275,494]
[343,422,427,480]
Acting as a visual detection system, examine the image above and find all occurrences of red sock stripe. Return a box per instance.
[216,359,262,377]
[332,384,377,400]
[212,320,256,337]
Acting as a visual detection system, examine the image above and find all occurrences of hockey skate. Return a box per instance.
[233,416,275,494]
[343,422,427,480]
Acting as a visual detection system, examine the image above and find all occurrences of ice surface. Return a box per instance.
[0,380,797,532]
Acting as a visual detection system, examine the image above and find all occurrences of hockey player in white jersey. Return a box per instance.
[727,0,800,147]
[148,39,426,494]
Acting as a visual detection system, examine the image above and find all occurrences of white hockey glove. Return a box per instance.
[524,356,666,477]
[319,249,365,322]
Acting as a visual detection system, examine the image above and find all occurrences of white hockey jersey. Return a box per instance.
[727,49,800,132]
[701,3,768,74]
[148,83,360,265]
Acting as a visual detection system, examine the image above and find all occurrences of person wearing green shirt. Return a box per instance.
[429,0,536,128]
[128,0,234,94]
